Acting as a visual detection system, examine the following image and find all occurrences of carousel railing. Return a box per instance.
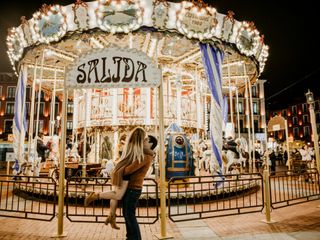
[65,177,159,224]
[167,173,263,222]
[0,175,57,221]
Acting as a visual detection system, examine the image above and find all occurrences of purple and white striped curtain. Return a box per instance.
[12,66,27,172]
[200,43,224,176]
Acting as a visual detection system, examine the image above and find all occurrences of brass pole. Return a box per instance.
[158,81,166,237]
[156,79,172,239]
[285,120,291,171]
[309,103,320,174]
[56,69,67,237]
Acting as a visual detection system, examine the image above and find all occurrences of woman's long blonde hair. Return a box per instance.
[119,126,146,164]
[113,127,146,174]
[110,127,146,186]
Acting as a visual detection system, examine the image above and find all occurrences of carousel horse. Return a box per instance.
[191,140,207,173]
[222,137,249,174]
[70,142,81,162]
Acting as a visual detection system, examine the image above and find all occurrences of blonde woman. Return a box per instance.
[84,127,157,230]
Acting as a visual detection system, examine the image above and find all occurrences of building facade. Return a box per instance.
[268,99,320,143]
[226,79,267,142]
[0,72,73,141]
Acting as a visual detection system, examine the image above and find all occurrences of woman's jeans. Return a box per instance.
[122,188,142,240]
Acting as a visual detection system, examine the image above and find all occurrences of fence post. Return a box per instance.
[262,155,276,223]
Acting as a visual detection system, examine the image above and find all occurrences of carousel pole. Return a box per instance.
[244,72,252,172]
[154,86,159,181]
[176,72,182,126]
[56,67,67,237]
[35,51,45,138]
[196,69,202,140]
[27,55,39,157]
[228,64,234,126]
[49,61,59,136]
[72,89,78,146]
[248,78,256,172]
[204,94,208,139]
[235,80,241,139]
[112,88,118,161]
[82,90,88,178]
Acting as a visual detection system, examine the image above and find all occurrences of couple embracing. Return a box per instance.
[85,127,157,240]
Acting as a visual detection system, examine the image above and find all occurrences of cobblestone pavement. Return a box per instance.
[0,200,319,240]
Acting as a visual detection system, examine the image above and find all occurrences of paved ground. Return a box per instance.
[0,199,319,239]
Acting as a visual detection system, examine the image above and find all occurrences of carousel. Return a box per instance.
[7,0,268,178]
[7,0,268,235]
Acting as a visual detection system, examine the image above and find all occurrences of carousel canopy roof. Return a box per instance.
[6,0,268,96]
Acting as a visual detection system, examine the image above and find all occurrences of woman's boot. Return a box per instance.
[84,192,99,206]
[105,214,120,230]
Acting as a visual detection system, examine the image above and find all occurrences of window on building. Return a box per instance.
[253,102,259,114]
[254,120,259,132]
[292,105,297,115]
[293,127,299,138]
[67,102,73,114]
[55,103,59,117]
[303,115,309,124]
[293,117,298,125]
[316,112,320,122]
[238,102,243,114]
[4,120,13,132]
[26,102,30,115]
[26,87,31,100]
[303,126,310,137]
[302,103,308,113]
[239,119,244,132]
[35,91,45,99]
[67,121,73,130]
[315,101,319,111]
[34,120,44,133]
[35,102,45,115]
[7,87,16,98]
[252,86,257,97]
[5,102,15,114]
[282,110,287,117]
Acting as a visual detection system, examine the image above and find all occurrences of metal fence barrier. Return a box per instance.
[167,173,264,222]
[270,169,320,209]
[2,169,320,224]
[66,177,159,224]
[0,175,56,221]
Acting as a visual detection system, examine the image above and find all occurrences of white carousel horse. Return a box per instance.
[201,149,212,172]
[222,137,249,174]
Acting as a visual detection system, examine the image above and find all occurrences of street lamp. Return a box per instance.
[305,89,320,174]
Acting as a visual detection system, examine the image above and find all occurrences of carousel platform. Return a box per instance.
[12,173,261,206]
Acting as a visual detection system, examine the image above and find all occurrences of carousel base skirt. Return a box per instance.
[12,176,260,207]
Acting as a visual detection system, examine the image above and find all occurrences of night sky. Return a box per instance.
[0,0,319,110]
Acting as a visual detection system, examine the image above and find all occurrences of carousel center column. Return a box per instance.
[176,74,182,126]
[112,88,118,161]
[82,89,92,178]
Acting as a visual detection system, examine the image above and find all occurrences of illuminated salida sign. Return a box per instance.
[66,46,161,89]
